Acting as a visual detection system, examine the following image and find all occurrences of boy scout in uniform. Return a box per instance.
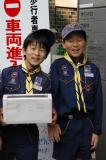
[48,23,103,160]
[0,29,55,160]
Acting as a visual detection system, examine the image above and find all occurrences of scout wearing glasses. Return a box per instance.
[0,29,56,160]
[48,23,103,160]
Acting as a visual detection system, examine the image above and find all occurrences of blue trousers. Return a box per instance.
[53,117,93,160]
[2,124,39,160]
[2,143,38,160]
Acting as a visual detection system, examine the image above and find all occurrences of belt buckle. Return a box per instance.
[68,114,73,120]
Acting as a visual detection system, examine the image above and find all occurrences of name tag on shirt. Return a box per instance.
[85,73,94,77]
[33,83,43,91]
[33,76,43,91]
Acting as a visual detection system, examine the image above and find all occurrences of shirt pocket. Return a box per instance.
[59,75,75,97]
[59,75,74,85]
[84,77,95,92]
[83,78,95,101]
[5,84,20,94]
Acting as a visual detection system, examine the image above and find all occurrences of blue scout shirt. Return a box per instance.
[0,65,51,142]
[50,57,103,135]
[0,65,50,100]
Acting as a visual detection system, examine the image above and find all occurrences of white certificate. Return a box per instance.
[3,94,52,124]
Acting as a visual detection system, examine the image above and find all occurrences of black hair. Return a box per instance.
[63,31,87,42]
[23,31,51,57]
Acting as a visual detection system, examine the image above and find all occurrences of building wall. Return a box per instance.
[49,0,77,39]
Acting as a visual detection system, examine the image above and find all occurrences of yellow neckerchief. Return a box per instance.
[22,61,41,94]
[64,52,87,113]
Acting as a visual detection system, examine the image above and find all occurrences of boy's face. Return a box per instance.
[23,42,47,69]
[63,33,86,58]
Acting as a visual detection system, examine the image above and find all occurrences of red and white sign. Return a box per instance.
[0,0,50,73]
[4,0,21,17]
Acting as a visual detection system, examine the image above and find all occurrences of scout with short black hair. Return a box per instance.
[0,29,56,160]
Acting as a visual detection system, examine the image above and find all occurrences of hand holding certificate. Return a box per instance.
[3,94,52,124]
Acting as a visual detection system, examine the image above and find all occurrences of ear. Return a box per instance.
[22,48,26,57]
[62,41,65,49]
[84,41,87,50]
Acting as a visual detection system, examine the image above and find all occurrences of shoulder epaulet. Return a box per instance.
[40,71,50,80]
[2,65,21,72]
[52,57,64,63]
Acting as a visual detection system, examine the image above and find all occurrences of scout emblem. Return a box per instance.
[84,65,91,73]
[62,65,68,76]
[9,72,18,84]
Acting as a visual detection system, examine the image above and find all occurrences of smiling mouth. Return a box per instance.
[72,49,80,52]
[32,57,40,61]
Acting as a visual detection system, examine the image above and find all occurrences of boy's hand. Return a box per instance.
[0,108,3,123]
[91,133,100,149]
[0,136,2,150]
[50,108,57,126]
[48,124,61,142]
